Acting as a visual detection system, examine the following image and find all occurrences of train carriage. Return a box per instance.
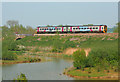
[36,25,107,34]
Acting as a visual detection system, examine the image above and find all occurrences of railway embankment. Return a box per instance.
[2,33,118,65]
[34,33,118,37]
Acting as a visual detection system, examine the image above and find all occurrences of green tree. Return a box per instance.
[88,47,118,69]
[73,49,86,69]
[7,20,19,27]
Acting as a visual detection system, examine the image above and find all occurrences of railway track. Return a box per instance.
[34,33,118,36]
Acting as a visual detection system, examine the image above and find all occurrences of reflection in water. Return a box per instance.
[2,57,74,80]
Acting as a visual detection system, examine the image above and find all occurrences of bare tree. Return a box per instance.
[6,20,19,27]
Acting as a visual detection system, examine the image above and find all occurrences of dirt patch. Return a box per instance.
[64,48,78,55]
[69,38,80,41]
[84,48,91,56]
[37,38,41,41]
[63,48,91,56]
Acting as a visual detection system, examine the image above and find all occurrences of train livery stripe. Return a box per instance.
[89,27,93,31]
[44,30,46,32]
[55,27,57,29]
[99,26,101,31]
[62,27,63,32]
[90,29,93,31]
[37,27,39,32]
[70,27,72,32]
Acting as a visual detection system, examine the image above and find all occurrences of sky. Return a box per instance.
[2,2,118,28]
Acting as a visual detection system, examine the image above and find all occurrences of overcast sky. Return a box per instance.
[2,2,118,28]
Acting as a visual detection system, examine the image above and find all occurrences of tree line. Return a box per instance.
[1,20,36,60]
[73,48,118,73]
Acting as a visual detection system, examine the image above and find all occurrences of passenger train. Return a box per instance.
[36,25,107,34]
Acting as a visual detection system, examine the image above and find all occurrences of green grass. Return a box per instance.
[2,55,41,64]
[2,34,117,60]
[67,67,117,77]
[11,51,25,55]
[15,35,118,53]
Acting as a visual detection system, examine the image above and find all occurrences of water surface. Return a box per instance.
[2,57,74,80]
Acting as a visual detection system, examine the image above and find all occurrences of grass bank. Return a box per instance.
[1,55,41,65]
[63,67,118,80]
[14,34,118,57]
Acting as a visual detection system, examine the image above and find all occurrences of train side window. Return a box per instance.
[81,28,83,29]
[96,27,98,29]
[90,28,92,29]
[93,27,95,29]
[73,28,75,30]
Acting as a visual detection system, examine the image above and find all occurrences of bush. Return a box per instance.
[14,73,28,81]
[2,51,17,60]
[73,49,86,69]
[2,44,17,60]
[8,41,19,51]
[88,47,118,68]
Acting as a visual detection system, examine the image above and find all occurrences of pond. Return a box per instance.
[2,57,74,80]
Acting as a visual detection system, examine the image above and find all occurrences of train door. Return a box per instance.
[66,27,68,32]
[68,27,70,32]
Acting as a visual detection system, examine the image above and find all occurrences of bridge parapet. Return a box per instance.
[15,34,33,40]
